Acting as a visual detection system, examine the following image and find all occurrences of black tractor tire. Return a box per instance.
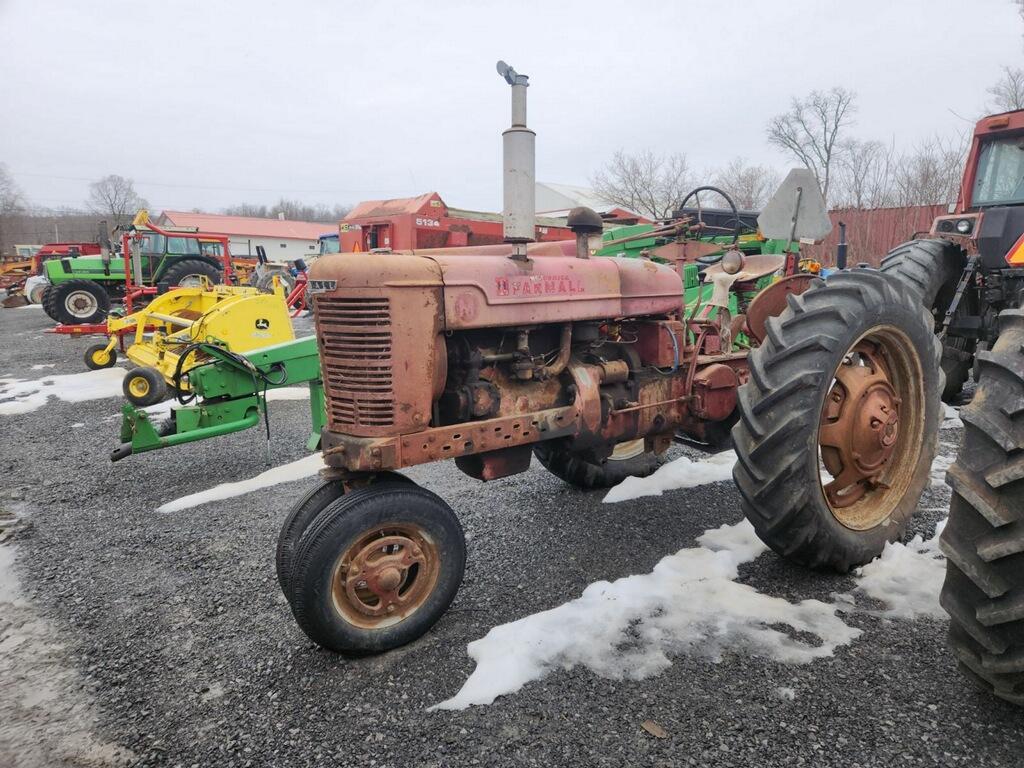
[275,471,415,600]
[122,366,167,407]
[156,259,222,293]
[939,309,1024,707]
[880,238,974,401]
[49,279,111,325]
[288,483,466,655]
[732,269,943,572]
[41,286,59,320]
[84,343,117,370]
[534,438,666,490]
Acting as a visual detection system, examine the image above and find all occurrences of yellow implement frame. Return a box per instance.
[94,281,295,392]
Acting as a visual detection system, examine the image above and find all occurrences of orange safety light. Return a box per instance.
[1006,231,1024,265]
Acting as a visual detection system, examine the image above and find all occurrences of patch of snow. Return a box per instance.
[0,542,134,764]
[266,387,310,401]
[71,423,85,429]
[431,519,860,711]
[0,368,126,416]
[941,403,963,429]
[603,451,736,503]
[853,519,947,619]
[156,452,325,513]
[776,686,797,701]
[930,454,955,486]
[29,364,56,370]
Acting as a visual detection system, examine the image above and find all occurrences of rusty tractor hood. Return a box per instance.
[308,241,683,330]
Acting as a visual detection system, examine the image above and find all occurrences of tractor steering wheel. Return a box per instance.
[676,185,742,247]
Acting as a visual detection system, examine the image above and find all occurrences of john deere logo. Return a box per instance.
[255,318,270,330]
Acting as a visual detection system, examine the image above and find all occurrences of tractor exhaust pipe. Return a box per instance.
[496,60,535,260]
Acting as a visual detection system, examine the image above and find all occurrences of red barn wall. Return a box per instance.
[800,205,947,267]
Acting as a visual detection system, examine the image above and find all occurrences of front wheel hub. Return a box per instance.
[332,525,439,628]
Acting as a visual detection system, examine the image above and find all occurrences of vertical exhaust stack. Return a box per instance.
[496,60,535,260]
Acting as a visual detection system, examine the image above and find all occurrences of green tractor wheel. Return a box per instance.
[84,343,117,370]
[123,367,167,407]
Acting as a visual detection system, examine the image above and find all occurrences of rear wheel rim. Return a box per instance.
[65,290,98,318]
[817,325,925,530]
[330,522,440,629]
[177,274,207,288]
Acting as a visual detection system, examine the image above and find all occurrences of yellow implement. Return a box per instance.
[84,282,295,406]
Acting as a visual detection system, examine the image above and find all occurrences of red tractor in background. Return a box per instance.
[879,109,1024,706]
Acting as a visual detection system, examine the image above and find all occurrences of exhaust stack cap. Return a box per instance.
[568,206,602,260]
[496,60,536,255]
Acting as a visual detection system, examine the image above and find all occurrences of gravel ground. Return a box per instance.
[1,305,1022,768]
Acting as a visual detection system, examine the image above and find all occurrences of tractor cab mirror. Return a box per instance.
[757,168,832,244]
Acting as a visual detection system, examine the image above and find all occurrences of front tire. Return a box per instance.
[123,366,167,407]
[50,279,110,325]
[84,343,117,370]
[275,471,415,600]
[534,438,666,489]
[940,309,1024,706]
[880,238,974,401]
[732,269,942,571]
[288,484,466,655]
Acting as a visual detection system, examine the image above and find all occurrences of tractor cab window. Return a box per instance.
[319,236,340,255]
[166,237,201,256]
[200,242,223,257]
[972,135,1024,207]
[138,233,166,254]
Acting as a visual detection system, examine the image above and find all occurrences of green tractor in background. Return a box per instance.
[40,224,227,325]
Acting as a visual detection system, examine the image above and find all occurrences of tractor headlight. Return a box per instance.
[956,218,973,234]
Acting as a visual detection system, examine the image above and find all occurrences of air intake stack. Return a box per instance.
[496,60,535,259]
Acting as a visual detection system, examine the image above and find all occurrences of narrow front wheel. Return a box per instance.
[288,484,466,654]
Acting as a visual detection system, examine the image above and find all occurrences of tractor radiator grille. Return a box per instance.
[317,297,394,429]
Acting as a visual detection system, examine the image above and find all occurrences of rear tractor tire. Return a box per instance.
[49,279,111,325]
[880,238,974,401]
[939,309,1024,707]
[84,343,117,370]
[534,438,666,490]
[122,366,167,407]
[732,268,943,571]
[287,483,466,655]
[157,259,222,293]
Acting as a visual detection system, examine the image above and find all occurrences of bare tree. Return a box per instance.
[87,174,148,228]
[0,163,25,256]
[591,150,693,219]
[222,199,350,223]
[987,65,1024,112]
[0,163,23,213]
[712,158,781,210]
[833,139,897,209]
[766,87,856,204]
[890,137,967,207]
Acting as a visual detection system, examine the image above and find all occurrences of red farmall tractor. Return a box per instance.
[880,109,1024,706]
[276,64,943,656]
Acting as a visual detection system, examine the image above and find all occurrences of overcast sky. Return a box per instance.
[1,0,1021,215]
